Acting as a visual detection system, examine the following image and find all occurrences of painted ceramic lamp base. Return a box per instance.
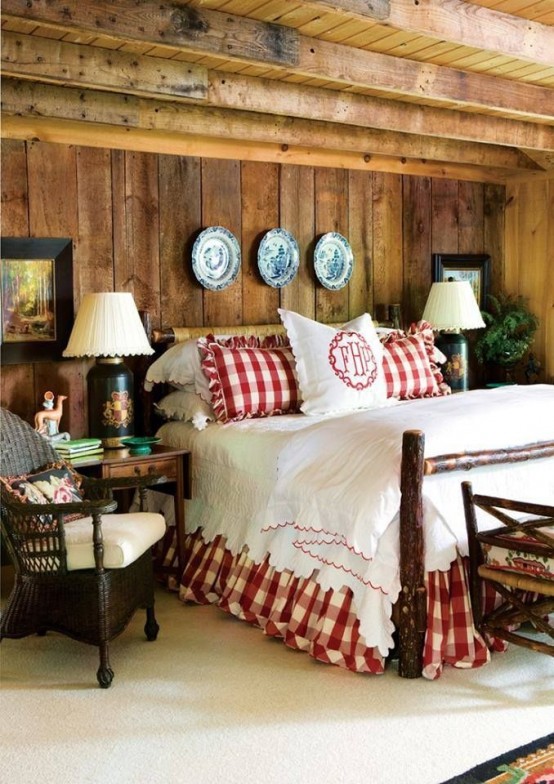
[436,332,469,393]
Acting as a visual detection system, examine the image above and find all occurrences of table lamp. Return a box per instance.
[422,280,486,392]
[63,292,154,447]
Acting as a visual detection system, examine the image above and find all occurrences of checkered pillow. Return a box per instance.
[199,339,301,423]
[382,332,440,399]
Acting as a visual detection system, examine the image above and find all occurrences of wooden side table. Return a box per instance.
[75,444,190,574]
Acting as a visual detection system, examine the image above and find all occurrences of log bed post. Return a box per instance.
[398,429,427,678]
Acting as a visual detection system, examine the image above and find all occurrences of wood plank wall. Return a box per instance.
[2,138,550,437]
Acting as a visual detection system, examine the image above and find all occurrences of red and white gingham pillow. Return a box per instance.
[381,332,440,399]
[199,336,301,423]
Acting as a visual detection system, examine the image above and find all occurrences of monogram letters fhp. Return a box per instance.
[328,331,378,390]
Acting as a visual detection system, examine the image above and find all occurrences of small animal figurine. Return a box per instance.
[34,393,68,437]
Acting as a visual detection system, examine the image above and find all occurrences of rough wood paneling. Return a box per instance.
[458,180,484,254]
[118,151,160,315]
[314,167,350,324]
[27,141,78,238]
[402,176,432,326]
[431,178,459,253]
[0,139,28,235]
[348,170,373,319]
[241,161,280,325]
[201,158,242,326]
[372,172,403,311]
[505,178,554,383]
[75,146,114,300]
[158,155,203,328]
[484,184,506,298]
[279,164,316,319]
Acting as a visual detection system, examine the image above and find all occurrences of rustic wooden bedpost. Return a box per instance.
[398,429,427,678]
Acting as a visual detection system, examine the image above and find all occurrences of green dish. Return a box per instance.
[121,436,161,455]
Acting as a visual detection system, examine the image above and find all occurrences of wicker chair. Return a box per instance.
[0,408,166,687]
[461,481,554,657]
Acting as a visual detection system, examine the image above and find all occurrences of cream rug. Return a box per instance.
[1,583,553,784]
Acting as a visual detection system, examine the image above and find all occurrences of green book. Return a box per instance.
[65,450,104,465]
[55,438,102,455]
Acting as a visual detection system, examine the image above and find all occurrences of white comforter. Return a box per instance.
[157,384,554,655]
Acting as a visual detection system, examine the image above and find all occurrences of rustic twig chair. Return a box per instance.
[461,481,554,657]
[0,408,166,687]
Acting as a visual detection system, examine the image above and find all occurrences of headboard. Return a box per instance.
[151,323,288,346]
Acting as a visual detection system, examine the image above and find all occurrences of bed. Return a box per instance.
[140,312,554,679]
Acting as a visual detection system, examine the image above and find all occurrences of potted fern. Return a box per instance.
[475,292,539,383]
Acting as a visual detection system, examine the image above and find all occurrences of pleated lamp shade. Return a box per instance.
[422,281,485,394]
[64,293,154,447]
[63,292,154,358]
[422,281,486,331]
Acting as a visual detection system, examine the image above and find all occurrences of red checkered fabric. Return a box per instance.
[407,320,451,395]
[199,340,301,422]
[422,555,491,679]
[381,332,440,399]
[176,527,491,678]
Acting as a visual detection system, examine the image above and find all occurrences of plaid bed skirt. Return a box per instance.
[163,528,493,679]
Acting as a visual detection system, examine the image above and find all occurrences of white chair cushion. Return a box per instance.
[64,512,165,571]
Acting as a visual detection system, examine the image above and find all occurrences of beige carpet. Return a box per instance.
[1,578,553,784]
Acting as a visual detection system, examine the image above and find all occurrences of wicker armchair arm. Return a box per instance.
[80,473,166,496]
[0,491,117,517]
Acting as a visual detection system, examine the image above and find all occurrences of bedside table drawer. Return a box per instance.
[106,457,177,482]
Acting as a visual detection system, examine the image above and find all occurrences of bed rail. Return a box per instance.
[398,431,554,678]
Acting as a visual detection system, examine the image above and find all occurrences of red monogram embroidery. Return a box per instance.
[328,331,378,390]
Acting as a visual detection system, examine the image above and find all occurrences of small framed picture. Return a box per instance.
[432,253,491,309]
[1,237,73,364]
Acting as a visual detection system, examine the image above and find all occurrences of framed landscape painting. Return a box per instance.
[432,253,491,309]
[1,237,73,364]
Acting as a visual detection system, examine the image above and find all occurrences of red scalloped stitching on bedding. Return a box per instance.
[292,542,388,592]
[261,522,374,561]
[294,536,373,562]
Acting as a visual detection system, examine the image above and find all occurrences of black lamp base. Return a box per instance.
[435,332,469,393]
[87,358,135,447]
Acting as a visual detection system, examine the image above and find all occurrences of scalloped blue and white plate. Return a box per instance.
[257,228,299,288]
[314,232,353,290]
[192,226,241,291]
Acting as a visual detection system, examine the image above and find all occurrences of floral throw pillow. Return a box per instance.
[0,462,85,522]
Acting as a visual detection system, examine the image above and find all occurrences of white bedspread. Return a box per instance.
[157,384,554,655]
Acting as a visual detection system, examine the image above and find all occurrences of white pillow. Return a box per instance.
[154,390,215,430]
[144,339,206,393]
[278,309,388,415]
[144,333,288,404]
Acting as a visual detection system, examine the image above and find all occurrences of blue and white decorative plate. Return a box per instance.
[314,232,354,290]
[257,228,299,288]
[192,226,241,291]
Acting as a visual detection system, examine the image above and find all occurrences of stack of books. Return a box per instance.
[56,438,103,464]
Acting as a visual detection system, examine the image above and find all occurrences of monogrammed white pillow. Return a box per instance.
[278,309,388,415]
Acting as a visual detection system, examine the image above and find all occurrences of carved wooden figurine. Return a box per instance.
[34,393,67,437]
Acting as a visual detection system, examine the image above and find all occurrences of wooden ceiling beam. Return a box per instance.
[3,32,551,152]
[208,73,554,153]
[0,31,208,101]
[1,113,521,184]
[304,0,554,68]
[1,78,539,172]
[2,0,552,120]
